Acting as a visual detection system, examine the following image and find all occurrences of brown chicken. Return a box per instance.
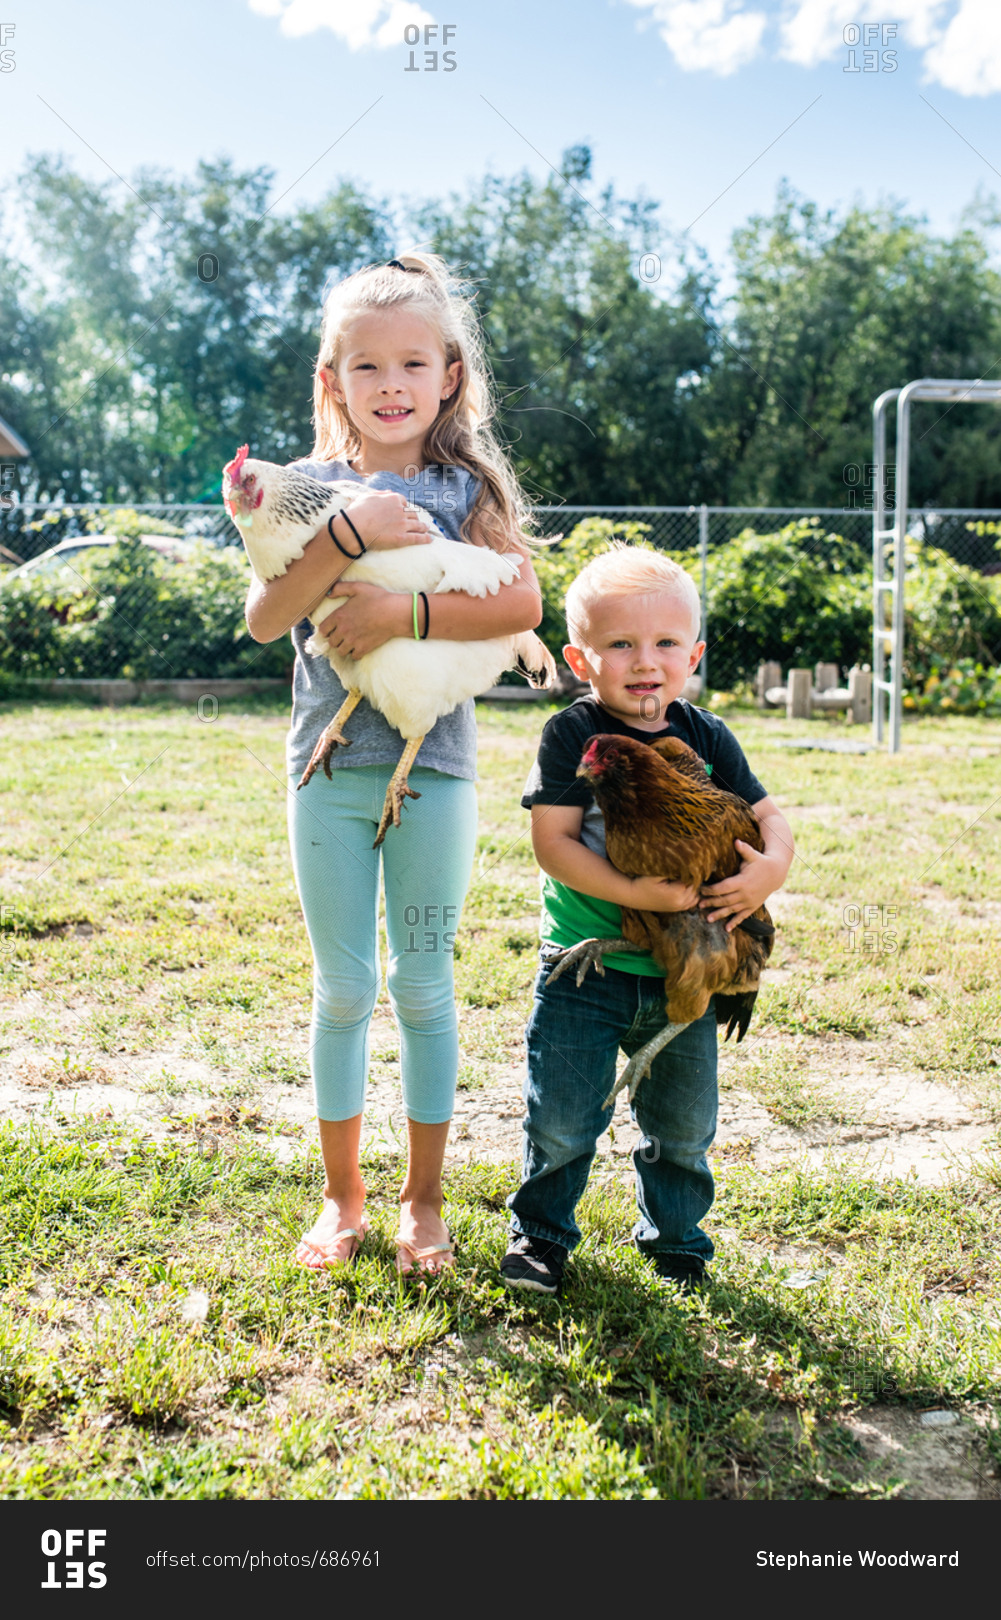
[546,733,775,1106]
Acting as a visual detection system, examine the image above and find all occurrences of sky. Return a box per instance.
[2,1,1001,282]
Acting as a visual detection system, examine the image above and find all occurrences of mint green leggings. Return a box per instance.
[287,763,478,1123]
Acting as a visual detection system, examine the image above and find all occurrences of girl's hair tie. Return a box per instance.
[386,258,422,273]
[328,510,366,559]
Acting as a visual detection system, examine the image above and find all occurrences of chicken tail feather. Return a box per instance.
[715,991,758,1043]
[511,632,557,689]
[737,915,775,942]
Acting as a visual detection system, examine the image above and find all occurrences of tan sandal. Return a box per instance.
[295,1224,366,1271]
[394,1232,456,1276]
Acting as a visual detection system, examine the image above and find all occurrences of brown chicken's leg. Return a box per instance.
[604,1021,688,1109]
[373,735,425,848]
[297,689,362,790]
[544,936,634,988]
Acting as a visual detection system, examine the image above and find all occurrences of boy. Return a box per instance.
[501,545,793,1294]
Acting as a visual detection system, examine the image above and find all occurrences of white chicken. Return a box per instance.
[223,446,556,845]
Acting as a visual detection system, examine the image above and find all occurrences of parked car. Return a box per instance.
[3,533,195,583]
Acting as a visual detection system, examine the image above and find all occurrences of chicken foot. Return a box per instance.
[297,688,362,790]
[373,735,425,849]
[544,936,634,988]
[604,1022,688,1109]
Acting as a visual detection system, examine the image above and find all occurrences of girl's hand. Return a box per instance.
[334,489,433,552]
[699,840,782,931]
[627,876,701,912]
[318,581,410,659]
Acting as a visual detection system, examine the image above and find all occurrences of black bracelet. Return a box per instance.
[328,509,366,559]
[419,591,430,640]
[339,508,367,554]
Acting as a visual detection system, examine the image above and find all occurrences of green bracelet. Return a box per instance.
[412,590,420,641]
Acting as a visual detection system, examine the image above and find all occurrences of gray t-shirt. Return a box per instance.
[285,458,481,782]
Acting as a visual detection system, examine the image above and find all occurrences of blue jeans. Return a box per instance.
[507,947,718,1264]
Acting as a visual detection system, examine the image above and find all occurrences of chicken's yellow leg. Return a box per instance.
[297,688,362,790]
[373,735,425,848]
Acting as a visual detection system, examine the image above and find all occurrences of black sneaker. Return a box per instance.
[650,1252,707,1295]
[500,1234,567,1294]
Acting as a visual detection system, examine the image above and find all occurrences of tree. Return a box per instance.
[7,155,391,502]
[697,185,1001,507]
[412,144,716,506]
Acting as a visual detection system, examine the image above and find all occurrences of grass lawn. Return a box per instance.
[1,694,1000,1499]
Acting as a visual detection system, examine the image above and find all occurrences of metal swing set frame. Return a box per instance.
[872,377,1001,752]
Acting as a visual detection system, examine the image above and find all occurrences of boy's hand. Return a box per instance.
[627,875,701,912]
[700,840,784,931]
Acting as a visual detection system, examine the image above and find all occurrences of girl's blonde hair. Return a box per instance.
[311,250,536,553]
[565,542,703,645]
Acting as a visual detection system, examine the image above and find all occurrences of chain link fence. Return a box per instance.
[532,503,1001,569]
[1,500,999,692]
[0,503,234,561]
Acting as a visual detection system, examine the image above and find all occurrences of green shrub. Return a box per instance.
[531,517,1001,695]
[87,507,186,541]
[906,658,1001,715]
[700,520,871,689]
[532,517,656,663]
[0,578,64,676]
[532,516,872,689]
[3,516,998,693]
[0,538,291,681]
[903,541,1001,680]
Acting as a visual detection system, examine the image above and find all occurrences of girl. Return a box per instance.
[246,251,543,1276]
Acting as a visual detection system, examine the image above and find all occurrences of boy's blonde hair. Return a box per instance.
[311,250,536,554]
[565,542,702,646]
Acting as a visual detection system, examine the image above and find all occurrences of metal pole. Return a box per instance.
[873,397,886,746]
[699,502,708,695]
[891,390,912,754]
[871,388,898,747]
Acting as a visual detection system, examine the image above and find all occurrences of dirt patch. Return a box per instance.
[842,1406,999,1500]
[4,1011,992,1189]
[714,1046,996,1184]
[917,889,1001,926]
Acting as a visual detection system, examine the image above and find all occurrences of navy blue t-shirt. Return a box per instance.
[521,696,768,974]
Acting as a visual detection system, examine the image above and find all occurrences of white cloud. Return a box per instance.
[778,2,949,68]
[623,0,1001,94]
[247,0,434,52]
[623,1,768,76]
[932,0,1001,96]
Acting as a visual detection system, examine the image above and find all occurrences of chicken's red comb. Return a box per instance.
[223,444,249,482]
